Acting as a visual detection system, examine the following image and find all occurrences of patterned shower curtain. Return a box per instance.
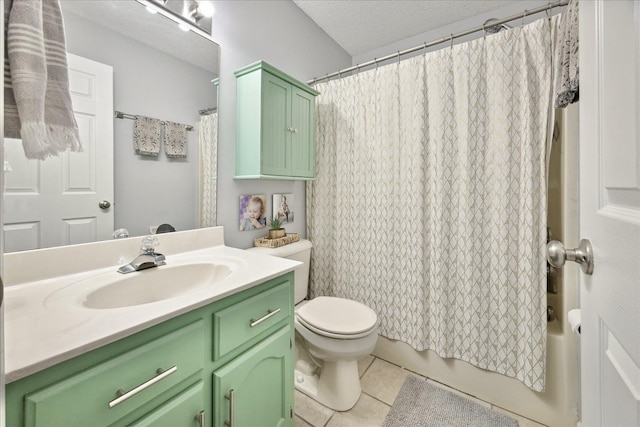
[307,17,557,391]
[199,112,218,227]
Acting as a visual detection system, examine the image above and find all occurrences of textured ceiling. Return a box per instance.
[292,0,518,56]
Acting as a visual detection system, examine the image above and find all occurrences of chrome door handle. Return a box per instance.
[250,308,281,328]
[99,200,111,209]
[224,389,235,427]
[547,239,594,275]
[108,366,177,408]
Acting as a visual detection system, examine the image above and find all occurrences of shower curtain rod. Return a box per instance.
[307,0,568,86]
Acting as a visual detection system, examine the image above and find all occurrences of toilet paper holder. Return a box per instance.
[547,239,594,275]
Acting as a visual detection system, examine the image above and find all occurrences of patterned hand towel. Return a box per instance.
[4,0,81,160]
[133,115,161,156]
[164,121,188,158]
[554,0,579,108]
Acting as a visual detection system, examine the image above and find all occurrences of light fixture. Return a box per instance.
[181,0,196,28]
[135,0,214,41]
[189,6,203,23]
[188,1,214,24]
[196,1,214,18]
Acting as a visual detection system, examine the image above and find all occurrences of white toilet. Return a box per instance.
[247,239,378,411]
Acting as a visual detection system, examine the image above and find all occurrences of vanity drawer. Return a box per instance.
[213,280,291,360]
[24,320,204,427]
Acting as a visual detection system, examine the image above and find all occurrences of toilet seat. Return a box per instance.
[296,296,377,339]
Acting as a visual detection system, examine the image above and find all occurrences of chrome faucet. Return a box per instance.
[117,235,166,274]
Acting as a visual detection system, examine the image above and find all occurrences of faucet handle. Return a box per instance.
[140,235,160,254]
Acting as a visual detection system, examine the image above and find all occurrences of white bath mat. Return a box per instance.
[382,376,518,427]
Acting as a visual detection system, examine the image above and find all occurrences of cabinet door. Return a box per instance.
[262,74,291,176]
[130,381,205,427]
[213,327,293,427]
[290,86,316,178]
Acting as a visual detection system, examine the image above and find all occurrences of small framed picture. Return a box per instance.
[239,194,267,231]
[272,193,294,224]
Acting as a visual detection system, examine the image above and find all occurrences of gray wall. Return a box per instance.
[63,11,218,238]
[210,1,351,249]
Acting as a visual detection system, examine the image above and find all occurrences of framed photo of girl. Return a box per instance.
[239,194,267,231]
[272,193,294,224]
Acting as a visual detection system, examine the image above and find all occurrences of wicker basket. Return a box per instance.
[254,233,300,248]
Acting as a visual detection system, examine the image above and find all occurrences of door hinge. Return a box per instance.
[290,406,293,418]
[290,338,293,349]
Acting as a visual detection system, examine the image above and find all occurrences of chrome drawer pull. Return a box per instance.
[108,365,177,408]
[195,410,206,427]
[249,308,281,328]
[225,389,235,427]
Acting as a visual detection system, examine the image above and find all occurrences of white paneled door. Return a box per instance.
[580,1,640,425]
[3,54,113,252]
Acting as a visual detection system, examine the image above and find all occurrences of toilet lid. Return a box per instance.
[296,296,377,338]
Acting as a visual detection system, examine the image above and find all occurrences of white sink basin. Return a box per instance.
[44,258,242,310]
[83,262,232,309]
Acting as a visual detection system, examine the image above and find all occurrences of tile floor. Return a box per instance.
[294,356,548,427]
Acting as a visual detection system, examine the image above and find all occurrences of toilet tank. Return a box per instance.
[246,239,313,304]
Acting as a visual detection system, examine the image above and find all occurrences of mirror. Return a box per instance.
[3,0,220,252]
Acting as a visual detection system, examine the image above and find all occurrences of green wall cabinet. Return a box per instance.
[235,61,319,180]
[6,273,295,427]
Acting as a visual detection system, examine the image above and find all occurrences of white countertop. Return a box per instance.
[3,228,300,383]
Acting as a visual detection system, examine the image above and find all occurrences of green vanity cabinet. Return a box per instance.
[6,272,295,427]
[235,61,319,180]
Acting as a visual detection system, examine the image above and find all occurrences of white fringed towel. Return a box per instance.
[164,121,188,159]
[3,0,81,160]
[554,0,579,108]
[133,115,161,156]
